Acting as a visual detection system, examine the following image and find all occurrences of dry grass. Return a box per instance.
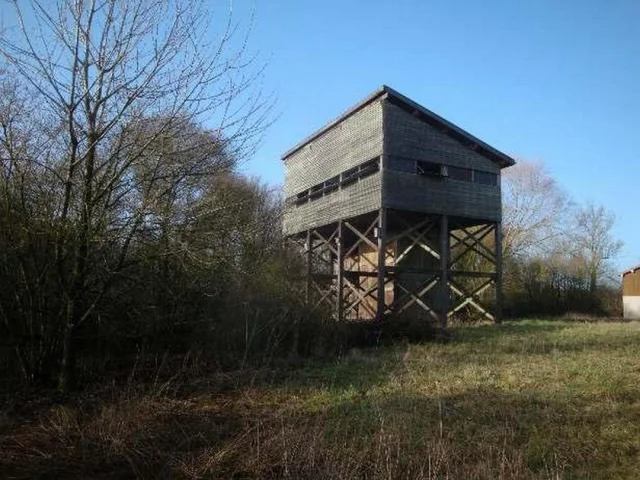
[2,319,640,479]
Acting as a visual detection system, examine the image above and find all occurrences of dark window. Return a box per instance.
[448,165,473,182]
[324,175,339,194]
[290,157,381,207]
[325,175,339,186]
[285,195,297,207]
[295,190,309,205]
[474,170,498,186]
[416,160,443,177]
[359,157,380,178]
[309,183,325,199]
[341,157,380,185]
[387,156,415,173]
[341,165,359,186]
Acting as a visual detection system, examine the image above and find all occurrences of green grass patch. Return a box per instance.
[2,319,640,478]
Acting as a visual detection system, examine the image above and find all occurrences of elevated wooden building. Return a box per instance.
[283,86,515,328]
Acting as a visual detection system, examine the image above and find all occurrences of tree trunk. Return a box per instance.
[58,131,97,392]
[58,299,76,392]
[589,269,597,295]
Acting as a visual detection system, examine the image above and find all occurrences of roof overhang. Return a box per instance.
[281,85,517,169]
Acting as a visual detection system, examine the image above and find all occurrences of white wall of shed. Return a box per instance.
[622,296,640,319]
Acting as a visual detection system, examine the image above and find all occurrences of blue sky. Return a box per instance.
[235,0,640,270]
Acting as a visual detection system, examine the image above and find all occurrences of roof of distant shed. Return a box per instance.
[281,85,517,169]
[623,266,640,276]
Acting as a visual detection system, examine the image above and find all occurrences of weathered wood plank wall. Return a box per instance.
[382,100,502,222]
[283,88,507,236]
[283,99,384,235]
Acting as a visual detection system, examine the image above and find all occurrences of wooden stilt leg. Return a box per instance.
[495,222,503,324]
[305,229,312,304]
[376,208,387,323]
[336,220,344,322]
[440,215,450,330]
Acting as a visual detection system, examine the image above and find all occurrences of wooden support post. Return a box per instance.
[305,229,312,304]
[376,208,387,323]
[495,222,503,324]
[336,220,344,322]
[439,214,450,330]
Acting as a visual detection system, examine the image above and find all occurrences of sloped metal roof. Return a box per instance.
[623,265,640,276]
[281,85,516,169]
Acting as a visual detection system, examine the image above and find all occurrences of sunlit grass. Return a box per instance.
[3,320,640,478]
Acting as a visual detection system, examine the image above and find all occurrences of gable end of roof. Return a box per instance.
[281,85,516,169]
[623,266,640,276]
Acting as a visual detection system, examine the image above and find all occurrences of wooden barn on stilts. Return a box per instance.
[283,86,516,329]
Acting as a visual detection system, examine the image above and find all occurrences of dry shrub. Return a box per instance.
[1,387,536,479]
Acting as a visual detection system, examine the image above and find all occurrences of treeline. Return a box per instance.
[0,1,624,393]
[501,161,622,318]
[0,80,319,388]
[0,0,323,392]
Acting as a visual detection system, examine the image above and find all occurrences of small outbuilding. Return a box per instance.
[622,266,640,319]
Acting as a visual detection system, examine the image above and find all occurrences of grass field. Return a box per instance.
[2,319,640,479]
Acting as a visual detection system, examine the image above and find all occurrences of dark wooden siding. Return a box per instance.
[382,100,502,221]
[283,93,507,235]
[283,99,384,198]
[623,270,640,296]
[383,101,500,173]
[283,174,382,234]
[383,171,501,221]
[283,99,384,235]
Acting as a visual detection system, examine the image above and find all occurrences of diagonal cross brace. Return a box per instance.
[450,224,496,267]
[343,277,378,318]
[448,278,495,321]
[386,275,439,318]
[395,217,440,263]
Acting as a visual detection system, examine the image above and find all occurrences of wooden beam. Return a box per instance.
[449,270,497,278]
[343,277,377,318]
[450,224,495,267]
[343,216,379,271]
[311,282,335,310]
[395,279,439,319]
[345,218,378,253]
[344,270,378,278]
[336,219,344,322]
[395,223,438,263]
[376,208,387,322]
[305,229,311,304]
[395,217,440,261]
[386,217,431,243]
[448,278,495,321]
[385,274,437,312]
[440,214,449,330]
[311,228,339,258]
[495,221,503,324]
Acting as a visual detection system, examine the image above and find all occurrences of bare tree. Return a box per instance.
[571,203,623,293]
[502,160,570,259]
[0,0,271,390]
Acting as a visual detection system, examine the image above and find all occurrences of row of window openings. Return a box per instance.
[288,157,498,207]
[289,157,380,206]
[415,160,498,186]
